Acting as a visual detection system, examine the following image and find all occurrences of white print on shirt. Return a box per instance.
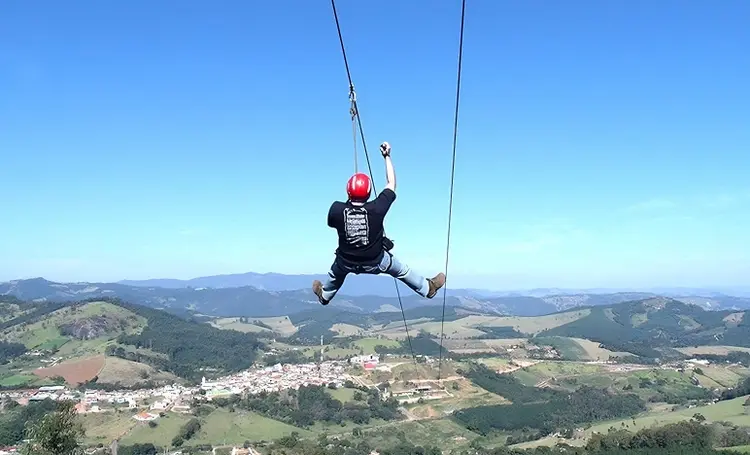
[344,207,369,247]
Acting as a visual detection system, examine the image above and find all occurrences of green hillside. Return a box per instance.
[204,297,750,367]
[541,297,750,359]
[0,297,266,387]
[3,301,147,352]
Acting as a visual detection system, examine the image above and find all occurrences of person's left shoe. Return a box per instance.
[312,280,329,305]
[426,273,446,299]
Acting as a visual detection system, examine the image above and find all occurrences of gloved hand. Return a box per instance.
[380,142,391,158]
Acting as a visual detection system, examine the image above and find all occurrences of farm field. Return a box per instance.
[382,321,487,339]
[457,310,592,335]
[367,310,593,340]
[331,323,365,336]
[0,353,55,388]
[253,316,298,336]
[209,315,298,336]
[192,409,312,445]
[210,319,271,334]
[33,354,106,385]
[114,408,315,447]
[352,337,399,351]
[567,337,634,360]
[80,412,139,445]
[0,373,38,387]
[119,412,194,446]
[694,365,750,389]
[357,417,490,452]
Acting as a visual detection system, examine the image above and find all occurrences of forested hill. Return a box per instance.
[112,299,265,379]
[0,296,264,382]
[540,297,750,357]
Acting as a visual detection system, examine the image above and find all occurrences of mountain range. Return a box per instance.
[2,274,750,318]
[117,272,750,298]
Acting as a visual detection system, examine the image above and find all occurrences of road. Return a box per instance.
[211,444,261,455]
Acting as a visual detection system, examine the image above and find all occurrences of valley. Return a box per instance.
[3,288,750,454]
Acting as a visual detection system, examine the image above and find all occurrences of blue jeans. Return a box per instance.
[321,252,430,302]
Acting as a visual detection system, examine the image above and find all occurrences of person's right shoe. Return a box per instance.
[312,280,329,305]
[426,273,446,299]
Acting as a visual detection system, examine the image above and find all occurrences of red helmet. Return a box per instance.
[346,173,371,202]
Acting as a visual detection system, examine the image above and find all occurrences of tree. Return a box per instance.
[21,400,84,455]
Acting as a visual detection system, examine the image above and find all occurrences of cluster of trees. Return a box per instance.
[19,400,84,455]
[265,431,442,455]
[0,399,85,455]
[454,364,646,436]
[0,340,27,364]
[719,377,750,401]
[230,385,401,427]
[0,398,57,446]
[171,417,201,447]
[585,420,715,452]
[712,422,750,448]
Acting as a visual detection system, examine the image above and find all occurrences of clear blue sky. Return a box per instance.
[1,0,748,289]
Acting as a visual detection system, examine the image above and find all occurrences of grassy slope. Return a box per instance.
[97,356,180,386]
[210,316,298,337]
[2,301,146,350]
[0,301,181,388]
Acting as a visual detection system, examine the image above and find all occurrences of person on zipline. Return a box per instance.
[313,142,446,305]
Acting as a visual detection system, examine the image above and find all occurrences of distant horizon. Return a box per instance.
[2,271,748,295]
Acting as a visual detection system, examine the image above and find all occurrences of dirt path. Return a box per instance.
[410,376,462,383]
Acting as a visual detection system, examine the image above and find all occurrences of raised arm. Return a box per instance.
[381,142,396,193]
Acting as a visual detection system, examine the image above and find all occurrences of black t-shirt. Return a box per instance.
[327,188,396,265]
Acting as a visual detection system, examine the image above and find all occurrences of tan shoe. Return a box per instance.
[312,280,329,305]
[426,273,446,299]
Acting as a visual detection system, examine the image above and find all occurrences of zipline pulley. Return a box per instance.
[349,84,359,174]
